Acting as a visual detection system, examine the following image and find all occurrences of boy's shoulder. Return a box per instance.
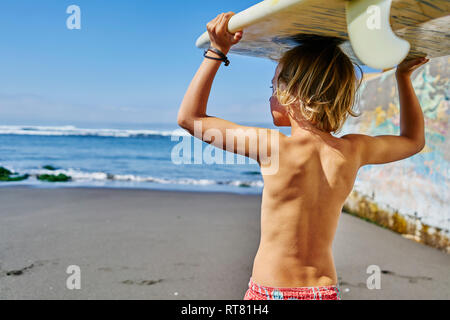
[340,133,366,146]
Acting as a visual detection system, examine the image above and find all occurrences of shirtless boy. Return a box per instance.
[177,12,428,300]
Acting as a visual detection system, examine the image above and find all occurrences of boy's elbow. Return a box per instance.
[177,115,196,133]
[416,140,425,153]
[413,138,426,154]
[402,134,425,155]
[177,110,191,129]
[177,115,188,129]
[177,113,205,132]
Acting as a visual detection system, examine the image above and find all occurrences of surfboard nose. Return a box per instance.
[196,32,210,49]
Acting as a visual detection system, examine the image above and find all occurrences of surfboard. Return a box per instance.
[195,0,450,69]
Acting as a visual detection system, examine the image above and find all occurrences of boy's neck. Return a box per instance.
[289,117,332,138]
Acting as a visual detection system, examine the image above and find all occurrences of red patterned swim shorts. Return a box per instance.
[243,277,341,300]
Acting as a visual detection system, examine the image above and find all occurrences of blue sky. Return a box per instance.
[0,0,377,127]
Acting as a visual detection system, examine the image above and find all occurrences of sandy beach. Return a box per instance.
[0,186,448,300]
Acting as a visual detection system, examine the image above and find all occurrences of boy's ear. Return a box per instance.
[274,107,292,127]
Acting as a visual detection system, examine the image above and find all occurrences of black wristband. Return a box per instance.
[203,46,230,66]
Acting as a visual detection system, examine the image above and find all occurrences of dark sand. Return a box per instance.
[0,187,448,299]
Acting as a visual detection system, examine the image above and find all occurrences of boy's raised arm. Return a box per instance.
[177,12,239,127]
[395,57,428,145]
[177,12,276,162]
[343,57,428,167]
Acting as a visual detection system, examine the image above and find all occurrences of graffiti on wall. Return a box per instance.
[339,56,449,249]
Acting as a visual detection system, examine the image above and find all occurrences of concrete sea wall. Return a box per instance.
[339,56,449,252]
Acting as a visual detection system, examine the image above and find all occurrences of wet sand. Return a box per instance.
[0,187,448,299]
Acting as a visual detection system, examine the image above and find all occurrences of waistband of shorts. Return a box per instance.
[248,277,341,298]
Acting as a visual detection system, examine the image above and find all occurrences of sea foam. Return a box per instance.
[0,125,188,138]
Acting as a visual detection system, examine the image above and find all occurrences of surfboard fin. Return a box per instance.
[346,0,410,70]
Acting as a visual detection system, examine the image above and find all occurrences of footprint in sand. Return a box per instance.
[1,260,57,277]
[121,279,163,286]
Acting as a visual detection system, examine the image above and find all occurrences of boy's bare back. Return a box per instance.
[249,53,428,287]
[253,110,426,287]
[253,131,358,287]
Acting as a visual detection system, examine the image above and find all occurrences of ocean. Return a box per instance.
[1,121,448,234]
[0,123,285,193]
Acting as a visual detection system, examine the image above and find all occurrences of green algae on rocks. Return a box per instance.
[0,167,29,182]
[37,173,71,182]
[42,165,58,171]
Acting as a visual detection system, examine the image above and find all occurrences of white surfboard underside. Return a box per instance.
[196,0,450,68]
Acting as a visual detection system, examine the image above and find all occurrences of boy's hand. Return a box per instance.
[396,57,429,78]
[206,12,243,55]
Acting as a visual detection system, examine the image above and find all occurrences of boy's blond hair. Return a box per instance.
[275,40,363,134]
